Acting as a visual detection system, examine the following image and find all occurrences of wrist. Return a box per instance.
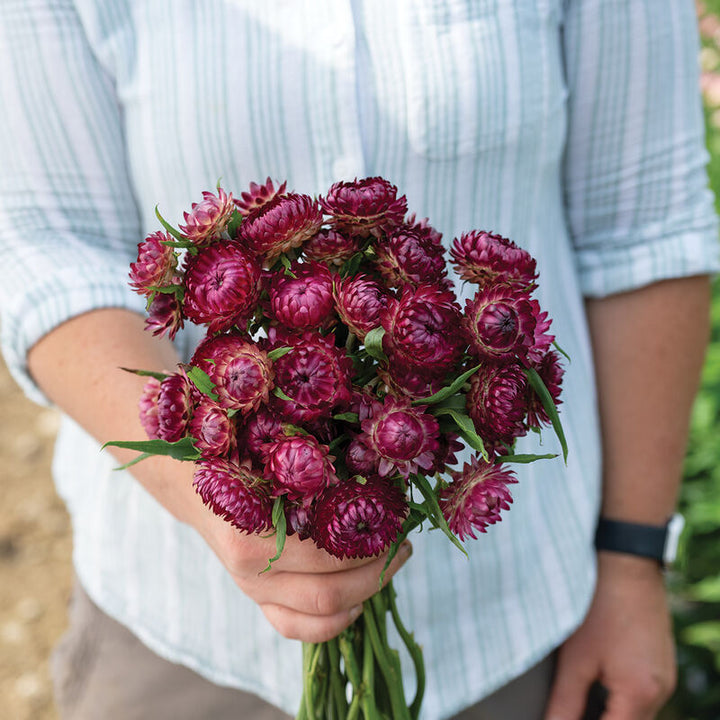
[594,514,684,570]
[596,549,665,579]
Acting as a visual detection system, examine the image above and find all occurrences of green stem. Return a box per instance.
[302,642,327,720]
[327,638,348,719]
[346,695,362,720]
[301,642,316,720]
[363,597,411,720]
[370,592,388,642]
[295,692,308,720]
[316,643,329,720]
[360,618,383,720]
[386,581,425,720]
[338,629,363,693]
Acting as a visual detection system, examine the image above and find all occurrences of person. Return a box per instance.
[0,1,717,719]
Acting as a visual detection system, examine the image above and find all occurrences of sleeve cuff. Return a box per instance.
[577,222,720,298]
[1,266,147,406]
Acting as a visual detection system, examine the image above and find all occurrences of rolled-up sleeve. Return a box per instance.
[562,0,719,297]
[0,1,145,405]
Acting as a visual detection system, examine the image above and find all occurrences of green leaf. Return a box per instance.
[226,209,243,237]
[159,239,197,252]
[525,367,568,462]
[103,436,201,464]
[146,284,184,295]
[363,327,387,362]
[687,574,720,603]
[380,508,424,586]
[411,473,467,557]
[432,407,488,459]
[552,340,571,363]
[186,366,219,401]
[280,255,297,277]
[433,394,466,411]
[155,205,189,243]
[273,386,294,402]
[119,367,169,381]
[262,497,287,573]
[412,364,481,406]
[339,252,364,278]
[333,412,360,423]
[681,620,720,651]
[113,452,153,471]
[267,346,293,361]
[496,453,558,464]
[327,434,349,452]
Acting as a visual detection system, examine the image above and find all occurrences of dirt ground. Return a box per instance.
[0,355,71,720]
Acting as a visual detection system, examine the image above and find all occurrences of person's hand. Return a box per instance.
[193,487,413,644]
[543,552,676,720]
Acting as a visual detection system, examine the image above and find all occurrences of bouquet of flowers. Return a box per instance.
[109,177,566,720]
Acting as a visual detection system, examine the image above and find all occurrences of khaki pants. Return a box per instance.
[52,581,555,720]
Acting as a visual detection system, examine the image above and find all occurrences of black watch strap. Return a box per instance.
[594,517,667,564]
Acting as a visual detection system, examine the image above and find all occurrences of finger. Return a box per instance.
[543,648,598,720]
[247,541,413,616]
[223,527,381,576]
[260,601,365,643]
[602,680,668,720]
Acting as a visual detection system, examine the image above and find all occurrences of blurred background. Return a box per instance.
[2,4,720,719]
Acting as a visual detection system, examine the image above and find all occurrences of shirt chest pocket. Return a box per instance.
[395,3,564,160]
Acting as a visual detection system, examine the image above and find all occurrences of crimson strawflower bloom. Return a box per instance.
[381,284,466,372]
[239,193,323,260]
[440,457,517,540]
[377,363,445,401]
[238,406,286,463]
[194,458,273,533]
[334,274,391,341]
[374,226,448,288]
[191,333,273,414]
[129,231,178,295]
[265,435,339,505]
[138,377,162,439]
[234,177,287,217]
[360,396,440,478]
[345,435,380,476]
[320,177,407,238]
[450,230,537,287]
[144,291,184,340]
[183,242,261,333]
[463,285,538,363]
[188,398,234,458]
[466,362,528,453]
[156,370,193,443]
[285,501,313,540]
[268,262,335,330]
[303,229,360,266]
[312,477,408,558]
[179,187,236,245]
[270,331,353,424]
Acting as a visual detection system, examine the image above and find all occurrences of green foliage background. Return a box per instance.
[663,5,720,718]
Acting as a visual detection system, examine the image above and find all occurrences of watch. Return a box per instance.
[594,514,685,568]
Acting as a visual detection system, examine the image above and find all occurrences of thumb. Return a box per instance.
[543,648,598,720]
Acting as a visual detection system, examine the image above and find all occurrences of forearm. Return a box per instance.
[26,307,201,526]
[585,275,712,525]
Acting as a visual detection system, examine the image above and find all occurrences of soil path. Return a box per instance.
[0,354,71,720]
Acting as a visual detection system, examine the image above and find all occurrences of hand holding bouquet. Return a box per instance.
[110,176,566,720]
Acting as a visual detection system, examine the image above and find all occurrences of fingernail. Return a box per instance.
[349,604,363,622]
[399,541,413,560]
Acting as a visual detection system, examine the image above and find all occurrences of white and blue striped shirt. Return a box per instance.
[0,2,717,718]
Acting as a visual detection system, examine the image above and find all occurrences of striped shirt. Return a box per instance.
[0,1,717,717]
